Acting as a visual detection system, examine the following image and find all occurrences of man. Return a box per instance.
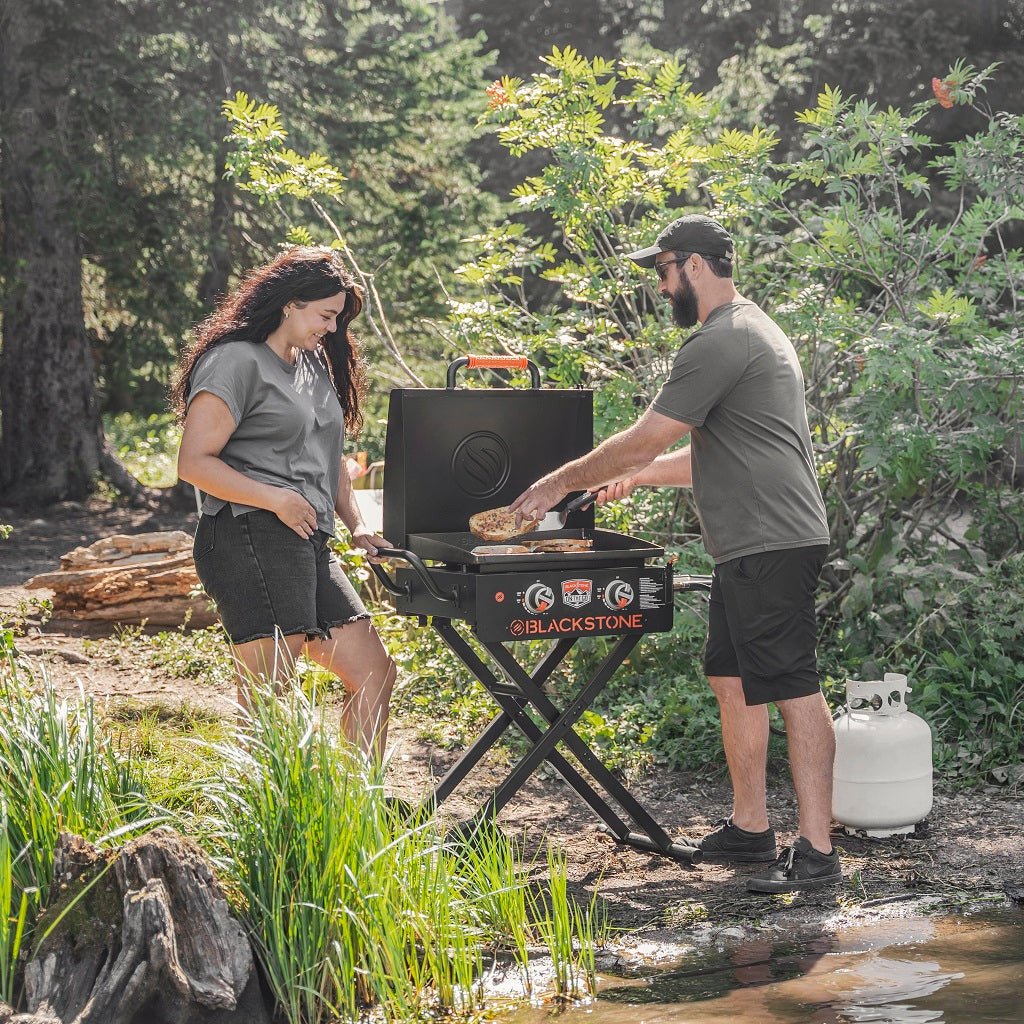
[511,214,841,893]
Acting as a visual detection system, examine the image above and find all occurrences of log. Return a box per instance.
[23,830,272,1024]
[58,532,193,569]
[25,532,217,628]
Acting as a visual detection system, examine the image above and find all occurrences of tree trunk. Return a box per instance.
[197,52,234,311]
[0,0,105,506]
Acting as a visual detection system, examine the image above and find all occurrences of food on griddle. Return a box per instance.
[468,506,540,541]
[470,544,532,556]
[525,538,594,553]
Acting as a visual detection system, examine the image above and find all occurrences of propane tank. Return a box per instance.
[832,673,933,837]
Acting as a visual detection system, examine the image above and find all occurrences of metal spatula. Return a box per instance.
[536,489,601,532]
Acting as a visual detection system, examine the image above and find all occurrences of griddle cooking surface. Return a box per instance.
[405,529,664,572]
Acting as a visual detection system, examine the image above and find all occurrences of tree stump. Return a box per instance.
[21,829,272,1024]
[0,1006,61,1023]
[25,532,216,628]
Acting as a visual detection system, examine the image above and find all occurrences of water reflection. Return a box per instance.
[505,910,1023,1024]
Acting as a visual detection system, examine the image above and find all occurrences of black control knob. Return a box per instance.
[602,579,634,610]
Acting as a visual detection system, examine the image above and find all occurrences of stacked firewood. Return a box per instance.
[25,531,216,628]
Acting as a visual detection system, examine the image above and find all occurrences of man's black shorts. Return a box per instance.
[703,545,828,706]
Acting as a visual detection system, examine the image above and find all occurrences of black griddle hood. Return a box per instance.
[377,356,663,575]
[382,363,594,544]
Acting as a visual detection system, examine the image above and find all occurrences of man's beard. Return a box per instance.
[670,276,699,328]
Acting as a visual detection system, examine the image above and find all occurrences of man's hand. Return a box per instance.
[273,489,320,538]
[595,477,638,504]
[510,473,569,525]
[351,529,393,564]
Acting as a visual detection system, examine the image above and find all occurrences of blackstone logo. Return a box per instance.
[561,579,593,608]
[451,431,511,497]
[507,613,644,637]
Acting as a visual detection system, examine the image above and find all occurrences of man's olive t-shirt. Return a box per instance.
[187,341,344,533]
[651,300,828,564]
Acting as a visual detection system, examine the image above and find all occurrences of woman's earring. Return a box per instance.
[284,310,290,319]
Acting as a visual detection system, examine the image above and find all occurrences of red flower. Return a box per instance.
[932,77,955,109]
[486,80,511,111]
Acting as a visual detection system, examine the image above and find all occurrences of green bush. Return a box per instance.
[104,411,182,488]
[439,49,1023,781]
[822,553,1024,781]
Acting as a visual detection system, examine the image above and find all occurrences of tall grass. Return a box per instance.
[443,820,535,996]
[529,844,608,1000]
[195,681,603,1022]
[0,645,158,1002]
[0,637,603,1020]
[0,804,32,1005]
[0,678,155,904]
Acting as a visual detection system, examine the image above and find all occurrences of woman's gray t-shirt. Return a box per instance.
[652,300,829,564]
[186,341,345,533]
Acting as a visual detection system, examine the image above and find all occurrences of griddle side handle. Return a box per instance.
[374,547,460,605]
[367,559,409,598]
[672,574,713,593]
[446,356,541,389]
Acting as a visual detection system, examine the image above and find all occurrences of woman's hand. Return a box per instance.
[273,489,320,538]
[351,529,393,564]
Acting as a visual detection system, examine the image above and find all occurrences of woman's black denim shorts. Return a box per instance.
[193,508,370,645]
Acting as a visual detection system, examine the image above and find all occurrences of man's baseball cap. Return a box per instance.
[625,214,735,268]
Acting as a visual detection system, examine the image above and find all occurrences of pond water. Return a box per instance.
[504,909,1024,1024]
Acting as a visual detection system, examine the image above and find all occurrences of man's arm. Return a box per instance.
[511,408,693,521]
[636,446,693,487]
[595,446,692,504]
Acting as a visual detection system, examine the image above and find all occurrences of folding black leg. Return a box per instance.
[486,640,692,854]
[431,624,573,803]
[429,619,702,865]
[432,709,515,806]
[484,633,639,815]
[431,622,638,837]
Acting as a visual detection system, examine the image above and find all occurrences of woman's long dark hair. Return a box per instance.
[169,246,367,432]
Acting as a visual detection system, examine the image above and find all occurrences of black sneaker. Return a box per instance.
[746,836,843,893]
[698,817,778,863]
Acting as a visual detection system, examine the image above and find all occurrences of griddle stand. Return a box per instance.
[392,575,713,866]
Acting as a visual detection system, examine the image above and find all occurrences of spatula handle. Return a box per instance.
[564,489,600,513]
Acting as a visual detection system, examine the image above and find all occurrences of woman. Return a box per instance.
[170,246,396,758]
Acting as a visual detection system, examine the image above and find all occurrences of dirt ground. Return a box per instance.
[2,497,1022,953]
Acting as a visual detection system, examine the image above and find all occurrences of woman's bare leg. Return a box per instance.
[230,632,307,712]
[304,619,396,760]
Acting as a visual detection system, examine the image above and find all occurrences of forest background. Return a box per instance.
[1,0,1023,784]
